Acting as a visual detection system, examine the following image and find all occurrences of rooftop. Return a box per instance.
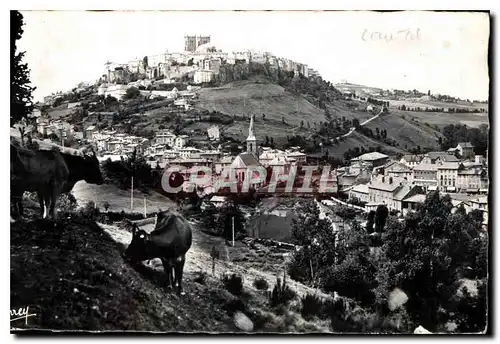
[350,183,369,194]
[426,151,460,162]
[352,152,389,162]
[232,153,261,167]
[401,154,423,163]
[437,162,462,170]
[394,185,418,201]
[387,162,412,173]
[403,194,427,203]
[413,163,438,171]
[368,176,407,192]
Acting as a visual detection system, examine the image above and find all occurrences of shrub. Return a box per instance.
[223,274,244,296]
[102,201,111,212]
[269,277,296,307]
[194,270,207,285]
[58,193,78,215]
[79,201,100,220]
[253,278,269,290]
[223,298,247,316]
[301,293,325,320]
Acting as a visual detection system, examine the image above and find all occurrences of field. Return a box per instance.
[334,83,383,96]
[397,110,489,129]
[72,181,175,214]
[195,79,327,126]
[388,99,489,111]
[46,104,74,119]
[314,131,405,159]
[362,112,444,150]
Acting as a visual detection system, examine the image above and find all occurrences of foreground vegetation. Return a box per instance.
[287,193,488,333]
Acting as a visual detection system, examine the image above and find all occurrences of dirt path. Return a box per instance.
[98,220,331,300]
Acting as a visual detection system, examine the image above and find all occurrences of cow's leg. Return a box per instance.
[17,197,24,218]
[37,192,46,218]
[49,187,62,220]
[12,190,24,218]
[174,255,186,296]
[161,258,174,291]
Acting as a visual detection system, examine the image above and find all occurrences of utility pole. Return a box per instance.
[130,176,134,211]
[232,216,235,247]
[143,196,147,218]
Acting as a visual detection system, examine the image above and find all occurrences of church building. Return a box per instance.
[230,114,262,187]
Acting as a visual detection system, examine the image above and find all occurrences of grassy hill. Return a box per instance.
[311,131,405,159]
[195,79,326,126]
[362,112,444,150]
[395,109,489,129]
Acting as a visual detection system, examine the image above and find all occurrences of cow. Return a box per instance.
[59,148,104,193]
[123,210,193,295]
[10,143,104,219]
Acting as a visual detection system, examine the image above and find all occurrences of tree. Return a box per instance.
[374,204,389,232]
[11,11,36,127]
[288,200,337,286]
[323,223,377,306]
[335,205,357,225]
[366,210,375,234]
[282,116,285,124]
[352,118,360,129]
[300,120,304,128]
[124,86,141,100]
[375,192,487,332]
[102,201,111,213]
[187,58,194,66]
[142,56,148,70]
[262,113,266,121]
[324,108,332,121]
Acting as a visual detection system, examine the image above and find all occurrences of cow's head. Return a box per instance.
[82,147,104,185]
[123,224,151,262]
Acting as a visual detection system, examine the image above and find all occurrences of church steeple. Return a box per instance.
[246,114,257,155]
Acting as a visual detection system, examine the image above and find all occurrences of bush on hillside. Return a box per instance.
[124,87,141,100]
[222,274,244,296]
[79,201,100,220]
[269,277,296,308]
[58,193,78,216]
[300,293,325,320]
[193,270,207,285]
[253,278,269,290]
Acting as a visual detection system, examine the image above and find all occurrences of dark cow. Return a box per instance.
[123,210,193,295]
[10,143,103,219]
[59,148,104,193]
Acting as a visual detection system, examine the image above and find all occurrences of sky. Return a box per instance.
[18,10,490,102]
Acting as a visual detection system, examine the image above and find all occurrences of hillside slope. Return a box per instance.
[11,202,332,332]
[192,78,466,154]
[311,131,405,159]
[196,79,326,126]
[362,112,444,150]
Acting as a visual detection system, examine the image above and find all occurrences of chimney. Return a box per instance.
[389,177,393,184]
